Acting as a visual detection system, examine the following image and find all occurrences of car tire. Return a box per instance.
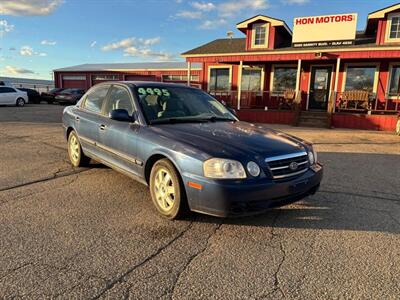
[396,119,400,136]
[47,100,54,104]
[67,130,91,167]
[16,98,25,107]
[149,159,188,220]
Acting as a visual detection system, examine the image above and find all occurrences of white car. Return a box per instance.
[0,86,29,107]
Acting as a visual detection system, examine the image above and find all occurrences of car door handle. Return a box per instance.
[99,124,107,131]
[75,116,80,122]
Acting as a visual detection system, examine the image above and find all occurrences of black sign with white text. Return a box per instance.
[292,40,355,48]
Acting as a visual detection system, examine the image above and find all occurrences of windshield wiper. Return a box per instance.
[203,116,236,122]
[149,118,209,125]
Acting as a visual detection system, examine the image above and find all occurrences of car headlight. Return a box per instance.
[203,158,246,179]
[247,161,260,177]
[308,147,318,165]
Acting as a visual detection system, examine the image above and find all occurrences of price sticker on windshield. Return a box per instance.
[138,87,170,97]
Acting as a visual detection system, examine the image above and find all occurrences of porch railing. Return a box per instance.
[335,91,400,114]
[209,90,297,111]
[210,90,400,114]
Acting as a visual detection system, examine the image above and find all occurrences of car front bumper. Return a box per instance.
[184,164,323,217]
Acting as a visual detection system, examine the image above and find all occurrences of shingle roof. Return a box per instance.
[182,37,398,56]
[54,62,202,72]
[182,38,246,56]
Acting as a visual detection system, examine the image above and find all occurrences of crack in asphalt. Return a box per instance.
[270,210,286,299]
[0,168,90,193]
[90,222,194,300]
[169,222,223,300]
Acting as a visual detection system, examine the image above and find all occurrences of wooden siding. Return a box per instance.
[332,113,397,131]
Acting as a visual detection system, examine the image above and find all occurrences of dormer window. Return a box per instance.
[252,23,269,48]
[387,13,400,42]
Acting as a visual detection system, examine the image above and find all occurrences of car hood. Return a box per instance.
[148,121,308,161]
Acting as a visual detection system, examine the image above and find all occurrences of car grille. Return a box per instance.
[265,152,309,179]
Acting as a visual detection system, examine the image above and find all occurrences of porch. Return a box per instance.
[196,58,400,131]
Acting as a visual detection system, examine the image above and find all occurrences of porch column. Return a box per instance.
[187,61,191,86]
[333,58,341,113]
[295,59,302,103]
[237,61,243,110]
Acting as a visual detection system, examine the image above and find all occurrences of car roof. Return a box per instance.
[95,81,195,89]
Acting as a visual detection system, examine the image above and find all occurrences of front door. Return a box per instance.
[309,67,332,110]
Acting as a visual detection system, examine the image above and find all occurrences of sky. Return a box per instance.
[0,0,398,80]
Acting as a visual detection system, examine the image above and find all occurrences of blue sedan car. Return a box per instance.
[62,82,323,219]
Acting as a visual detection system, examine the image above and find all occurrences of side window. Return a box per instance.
[0,87,16,93]
[104,86,134,116]
[83,85,110,113]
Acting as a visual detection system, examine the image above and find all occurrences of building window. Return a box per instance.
[252,23,268,47]
[344,66,376,93]
[272,67,297,92]
[241,69,262,92]
[388,65,400,97]
[92,75,119,81]
[63,75,86,80]
[209,68,230,91]
[389,14,400,40]
[162,75,199,82]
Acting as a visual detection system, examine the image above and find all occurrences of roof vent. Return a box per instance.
[227,31,234,39]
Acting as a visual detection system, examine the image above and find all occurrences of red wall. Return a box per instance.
[332,113,397,131]
[55,70,202,90]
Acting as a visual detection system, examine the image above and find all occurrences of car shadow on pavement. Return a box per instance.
[190,152,400,235]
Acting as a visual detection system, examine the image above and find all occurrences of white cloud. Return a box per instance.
[4,65,36,75]
[20,45,47,57]
[283,0,309,4]
[191,2,216,11]
[199,19,227,30]
[0,19,14,37]
[174,0,269,29]
[0,0,64,16]
[218,0,269,18]
[102,37,176,61]
[41,39,56,46]
[90,41,97,48]
[175,10,203,19]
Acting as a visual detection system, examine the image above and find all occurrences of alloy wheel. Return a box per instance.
[153,168,176,212]
[69,134,80,164]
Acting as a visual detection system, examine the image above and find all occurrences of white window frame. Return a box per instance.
[240,66,265,92]
[341,63,380,94]
[387,62,400,99]
[251,23,269,48]
[207,65,232,92]
[270,64,298,95]
[62,75,86,80]
[385,13,400,43]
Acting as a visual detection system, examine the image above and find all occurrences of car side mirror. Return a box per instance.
[220,100,237,116]
[110,109,134,122]
[227,107,237,116]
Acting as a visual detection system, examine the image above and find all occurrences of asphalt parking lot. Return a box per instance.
[0,104,399,299]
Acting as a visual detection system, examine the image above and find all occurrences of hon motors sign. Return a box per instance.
[292,13,357,48]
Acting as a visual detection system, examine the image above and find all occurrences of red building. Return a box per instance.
[54,62,203,90]
[54,4,400,131]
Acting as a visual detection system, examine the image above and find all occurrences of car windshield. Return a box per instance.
[135,86,237,124]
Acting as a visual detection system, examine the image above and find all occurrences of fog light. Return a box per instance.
[308,151,315,165]
[247,161,260,177]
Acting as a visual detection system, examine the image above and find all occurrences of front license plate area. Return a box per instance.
[289,179,309,193]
